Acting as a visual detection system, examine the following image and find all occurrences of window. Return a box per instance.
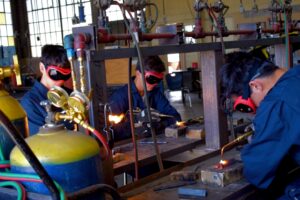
[106,0,141,22]
[26,0,92,57]
[167,25,195,72]
[0,0,15,66]
[106,0,124,22]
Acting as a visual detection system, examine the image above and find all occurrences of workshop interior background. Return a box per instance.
[1,0,300,199]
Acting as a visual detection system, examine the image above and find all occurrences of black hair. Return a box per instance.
[136,55,166,73]
[220,51,279,99]
[40,44,70,69]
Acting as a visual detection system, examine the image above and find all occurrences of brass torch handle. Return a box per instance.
[221,130,253,159]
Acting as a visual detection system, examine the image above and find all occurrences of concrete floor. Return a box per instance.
[166,90,203,121]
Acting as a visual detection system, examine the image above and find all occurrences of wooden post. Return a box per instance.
[199,50,228,149]
[274,44,293,68]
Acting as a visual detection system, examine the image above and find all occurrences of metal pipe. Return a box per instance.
[97,28,300,43]
[0,109,60,200]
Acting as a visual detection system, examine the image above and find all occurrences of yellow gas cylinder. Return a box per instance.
[10,124,103,194]
[0,89,28,159]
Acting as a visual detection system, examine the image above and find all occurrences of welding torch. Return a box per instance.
[220,130,253,159]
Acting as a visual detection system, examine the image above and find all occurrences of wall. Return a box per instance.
[147,0,300,70]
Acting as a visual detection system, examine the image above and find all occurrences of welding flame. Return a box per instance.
[176,121,185,127]
[109,114,124,124]
[219,159,228,165]
[214,159,229,169]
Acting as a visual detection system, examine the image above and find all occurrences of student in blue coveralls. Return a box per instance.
[220,51,300,199]
[109,55,181,141]
[21,45,72,135]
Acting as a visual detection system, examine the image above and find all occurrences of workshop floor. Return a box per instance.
[166,91,203,121]
[167,90,254,123]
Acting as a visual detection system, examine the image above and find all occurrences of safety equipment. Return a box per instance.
[233,96,256,113]
[233,60,274,114]
[46,65,71,81]
[145,71,164,85]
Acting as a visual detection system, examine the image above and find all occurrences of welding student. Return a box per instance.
[109,55,182,141]
[220,51,300,199]
[21,45,73,135]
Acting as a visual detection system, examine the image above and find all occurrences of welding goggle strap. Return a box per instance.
[233,96,256,113]
[46,65,71,81]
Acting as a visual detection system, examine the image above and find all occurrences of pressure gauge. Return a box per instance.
[47,86,69,109]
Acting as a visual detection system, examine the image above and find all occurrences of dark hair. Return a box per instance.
[136,55,166,73]
[40,45,70,69]
[220,51,278,98]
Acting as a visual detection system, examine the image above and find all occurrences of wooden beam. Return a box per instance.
[199,51,228,149]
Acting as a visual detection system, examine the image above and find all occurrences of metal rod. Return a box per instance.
[0,109,60,200]
[128,57,139,180]
[97,28,300,43]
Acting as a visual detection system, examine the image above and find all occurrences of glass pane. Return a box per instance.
[6,24,13,36]
[0,2,4,12]
[85,15,92,24]
[0,25,7,36]
[52,0,58,7]
[32,46,38,57]
[62,18,68,30]
[27,12,32,22]
[1,37,8,46]
[56,32,62,44]
[8,36,14,46]
[38,10,44,21]
[61,6,67,18]
[51,32,57,43]
[43,9,49,21]
[26,0,32,11]
[66,5,73,17]
[60,0,66,6]
[40,33,46,44]
[84,3,91,15]
[0,12,5,24]
[30,35,36,45]
[44,21,50,33]
[29,23,34,34]
[39,23,44,33]
[50,20,55,32]
[31,0,36,11]
[4,2,10,13]
[55,20,61,31]
[37,0,42,9]
[48,8,54,20]
[5,13,11,24]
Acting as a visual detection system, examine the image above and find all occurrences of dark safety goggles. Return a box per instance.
[46,65,71,81]
[145,71,164,85]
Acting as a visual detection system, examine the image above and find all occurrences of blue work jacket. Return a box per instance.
[109,79,181,141]
[21,80,72,135]
[241,66,300,198]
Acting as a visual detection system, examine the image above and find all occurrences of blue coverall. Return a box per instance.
[241,66,300,199]
[21,80,72,135]
[109,79,181,141]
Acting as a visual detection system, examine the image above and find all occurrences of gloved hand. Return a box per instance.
[244,123,255,143]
